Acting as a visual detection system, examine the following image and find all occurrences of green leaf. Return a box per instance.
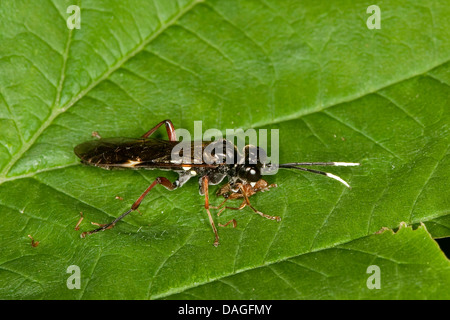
[0,0,449,299]
[166,224,450,300]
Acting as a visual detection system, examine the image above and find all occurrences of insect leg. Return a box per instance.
[246,203,281,221]
[202,176,220,247]
[223,199,248,212]
[239,185,281,221]
[210,198,229,216]
[219,219,237,228]
[81,177,177,237]
[141,119,177,141]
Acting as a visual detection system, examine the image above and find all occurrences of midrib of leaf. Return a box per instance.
[0,0,204,181]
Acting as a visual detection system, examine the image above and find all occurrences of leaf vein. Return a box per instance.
[0,0,204,179]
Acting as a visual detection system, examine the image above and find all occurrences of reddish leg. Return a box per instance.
[210,198,229,216]
[223,200,247,211]
[141,119,177,141]
[219,219,237,228]
[81,177,177,237]
[223,185,281,221]
[202,176,220,247]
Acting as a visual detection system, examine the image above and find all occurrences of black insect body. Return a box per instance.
[74,120,359,246]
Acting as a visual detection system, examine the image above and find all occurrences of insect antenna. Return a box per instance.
[279,162,360,188]
[280,162,360,167]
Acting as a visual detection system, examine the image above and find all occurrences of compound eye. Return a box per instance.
[245,166,261,182]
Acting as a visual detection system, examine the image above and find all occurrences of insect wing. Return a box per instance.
[74,138,178,168]
[74,138,222,169]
